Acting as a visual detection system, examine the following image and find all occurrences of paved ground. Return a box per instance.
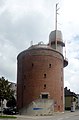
[16,110,79,120]
[0,110,79,120]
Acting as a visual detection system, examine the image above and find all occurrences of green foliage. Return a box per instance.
[0,116,17,119]
[7,96,16,107]
[0,77,15,101]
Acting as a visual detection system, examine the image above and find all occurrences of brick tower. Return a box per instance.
[17,31,68,115]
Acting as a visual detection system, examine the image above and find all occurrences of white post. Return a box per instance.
[1,99,3,116]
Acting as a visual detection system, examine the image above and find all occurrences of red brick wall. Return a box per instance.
[17,48,64,112]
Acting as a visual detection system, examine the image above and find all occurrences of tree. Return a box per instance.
[7,96,16,108]
[0,77,14,101]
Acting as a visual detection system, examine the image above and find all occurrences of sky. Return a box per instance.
[0,0,79,93]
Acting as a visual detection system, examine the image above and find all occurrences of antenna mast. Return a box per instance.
[64,40,66,59]
[30,41,33,46]
[55,3,59,49]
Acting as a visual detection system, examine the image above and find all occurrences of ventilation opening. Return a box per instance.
[32,63,34,67]
[44,84,46,89]
[44,74,46,78]
[42,94,48,99]
[49,64,51,68]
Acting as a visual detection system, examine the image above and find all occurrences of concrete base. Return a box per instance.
[20,99,54,116]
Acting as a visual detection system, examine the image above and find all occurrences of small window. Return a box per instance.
[44,74,46,78]
[32,63,34,67]
[42,94,48,99]
[49,64,51,68]
[44,84,46,89]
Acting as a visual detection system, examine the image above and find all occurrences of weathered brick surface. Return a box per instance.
[17,46,64,112]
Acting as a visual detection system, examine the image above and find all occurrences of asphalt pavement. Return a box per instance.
[0,110,79,120]
[16,110,79,120]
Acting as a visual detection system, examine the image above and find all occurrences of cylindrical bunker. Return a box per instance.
[17,43,65,115]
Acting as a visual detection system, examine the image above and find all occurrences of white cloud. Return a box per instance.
[0,0,79,94]
[0,35,17,82]
[61,0,79,93]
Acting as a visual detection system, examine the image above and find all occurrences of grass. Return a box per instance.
[0,115,17,119]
